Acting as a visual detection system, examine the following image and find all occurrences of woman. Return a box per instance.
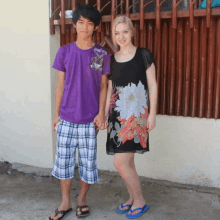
[105,16,157,219]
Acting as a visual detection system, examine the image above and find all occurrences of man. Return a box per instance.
[49,4,110,219]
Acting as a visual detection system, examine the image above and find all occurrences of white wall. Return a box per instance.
[97,116,220,188]
[0,0,58,167]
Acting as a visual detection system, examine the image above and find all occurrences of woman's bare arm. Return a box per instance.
[146,63,157,131]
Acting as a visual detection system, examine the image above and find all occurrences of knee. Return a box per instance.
[114,158,126,173]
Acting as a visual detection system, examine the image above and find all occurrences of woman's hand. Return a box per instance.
[147,114,156,131]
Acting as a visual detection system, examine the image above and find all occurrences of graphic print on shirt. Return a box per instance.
[90,48,107,72]
[108,81,149,148]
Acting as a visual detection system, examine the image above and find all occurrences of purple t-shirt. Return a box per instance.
[53,42,110,124]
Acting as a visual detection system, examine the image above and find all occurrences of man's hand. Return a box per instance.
[52,116,59,131]
[147,114,156,131]
[94,113,107,130]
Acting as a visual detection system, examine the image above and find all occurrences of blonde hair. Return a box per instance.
[112,16,135,50]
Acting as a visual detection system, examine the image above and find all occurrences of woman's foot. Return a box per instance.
[118,198,133,212]
[49,203,72,220]
[128,199,146,215]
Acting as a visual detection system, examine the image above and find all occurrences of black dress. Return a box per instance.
[106,47,154,155]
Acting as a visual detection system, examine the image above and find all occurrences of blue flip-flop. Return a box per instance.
[116,203,132,214]
[125,205,149,219]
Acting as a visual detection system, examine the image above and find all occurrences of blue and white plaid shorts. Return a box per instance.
[52,119,99,184]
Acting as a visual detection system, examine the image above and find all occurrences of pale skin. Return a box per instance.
[105,22,157,216]
[50,16,107,219]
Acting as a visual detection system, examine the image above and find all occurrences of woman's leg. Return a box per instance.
[114,153,146,215]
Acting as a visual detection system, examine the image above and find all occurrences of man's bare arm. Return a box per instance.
[52,70,65,131]
[93,74,108,129]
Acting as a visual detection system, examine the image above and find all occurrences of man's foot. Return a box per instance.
[76,205,90,218]
[49,203,72,220]
[76,197,90,217]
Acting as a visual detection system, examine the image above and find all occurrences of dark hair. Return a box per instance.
[72,3,101,27]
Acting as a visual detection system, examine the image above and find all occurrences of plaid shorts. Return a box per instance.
[52,119,99,184]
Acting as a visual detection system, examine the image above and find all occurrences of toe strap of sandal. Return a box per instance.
[121,204,132,208]
[129,207,143,213]
[55,208,65,215]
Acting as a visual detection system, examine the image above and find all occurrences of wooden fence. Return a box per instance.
[50,0,220,119]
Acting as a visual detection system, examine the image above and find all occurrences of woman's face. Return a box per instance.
[115,22,132,48]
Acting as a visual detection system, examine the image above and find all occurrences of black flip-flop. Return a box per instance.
[76,205,90,218]
[48,208,72,220]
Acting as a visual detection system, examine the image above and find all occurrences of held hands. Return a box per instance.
[93,113,108,130]
[147,114,156,131]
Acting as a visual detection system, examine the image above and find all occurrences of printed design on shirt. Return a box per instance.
[108,82,149,148]
[90,48,107,71]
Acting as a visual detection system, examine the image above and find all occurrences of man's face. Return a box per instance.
[74,16,97,39]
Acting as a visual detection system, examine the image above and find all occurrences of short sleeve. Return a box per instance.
[141,48,154,70]
[107,55,114,80]
[52,47,66,72]
[102,51,110,75]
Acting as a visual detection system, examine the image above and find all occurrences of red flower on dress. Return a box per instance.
[117,107,149,148]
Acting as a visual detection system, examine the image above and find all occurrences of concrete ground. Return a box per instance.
[0,162,220,220]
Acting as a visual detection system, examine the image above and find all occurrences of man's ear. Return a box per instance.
[73,24,76,28]
[94,26,99,31]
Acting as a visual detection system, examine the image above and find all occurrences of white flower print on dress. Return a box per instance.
[115,82,147,119]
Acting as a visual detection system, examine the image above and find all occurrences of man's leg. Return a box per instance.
[50,179,72,220]
[76,180,90,215]
[50,120,77,219]
[76,122,99,216]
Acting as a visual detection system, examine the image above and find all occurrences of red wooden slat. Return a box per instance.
[156,0,161,29]
[155,28,161,113]
[97,0,101,44]
[72,0,76,10]
[126,0,129,17]
[169,27,176,115]
[70,25,75,43]
[147,21,153,52]
[191,18,199,117]
[183,20,191,116]
[143,20,147,48]
[175,19,184,116]
[60,30,66,46]
[189,0,194,28]
[61,0,65,34]
[206,0,211,28]
[65,26,70,44]
[134,22,139,47]
[111,0,116,22]
[161,21,168,114]
[206,18,216,118]
[140,0,144,46]
[214,19,220,119]
[198,18,207,118]
[172,0,177,29]
[50,0,55,35]
[72,0,76,37]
